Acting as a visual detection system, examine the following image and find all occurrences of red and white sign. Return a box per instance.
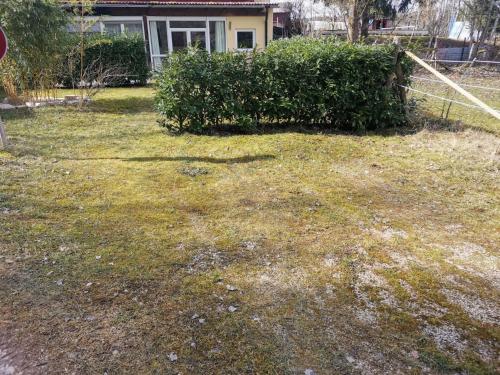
[0,27,8,61]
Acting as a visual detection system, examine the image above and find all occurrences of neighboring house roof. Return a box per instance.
[60,0,276,7]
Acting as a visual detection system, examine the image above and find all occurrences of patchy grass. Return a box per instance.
[0,87,499,374]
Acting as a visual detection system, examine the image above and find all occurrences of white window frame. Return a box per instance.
[68,16,102,34]
[167,17,209,54]
[235,29,256,51]
[83,16,145,37]
[147,16,169,69]
[146,16,227,69]
[207,17,227,53]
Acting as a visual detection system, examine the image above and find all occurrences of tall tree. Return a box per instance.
[347,0,362,41]
[0,0,69,100]
[461,0,499,59]
[323,0,395,42]
[397,0,460,52]
[283,0,309,36]
[360,0,396,38]
[67,0,97,107]
[397,0,498,59]
[323,0,367,42]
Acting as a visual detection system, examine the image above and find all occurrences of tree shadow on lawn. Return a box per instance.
[0,96,154,117]
[68,154,276,164]
[175,113,469,138]
[87,96,155,114]
[0,107,35,121]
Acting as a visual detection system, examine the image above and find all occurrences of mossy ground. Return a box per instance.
[0,87,498,374]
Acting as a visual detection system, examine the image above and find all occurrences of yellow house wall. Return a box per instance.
[226,10,273,51]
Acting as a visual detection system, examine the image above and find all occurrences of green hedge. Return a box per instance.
[155,37,413,133]
[60,34,149,87]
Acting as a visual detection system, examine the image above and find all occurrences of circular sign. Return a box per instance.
[0,27,8,61]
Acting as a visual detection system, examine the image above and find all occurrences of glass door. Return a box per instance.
[148,20,168,70]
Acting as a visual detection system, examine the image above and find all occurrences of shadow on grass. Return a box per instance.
[1,95,154,118]
[0,108,35,121]
[87,97,155,114]
[165,112,470,138]
[413,111,500,135]
[68,154,276,164]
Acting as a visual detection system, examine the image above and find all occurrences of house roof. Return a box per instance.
[61,0,276,7]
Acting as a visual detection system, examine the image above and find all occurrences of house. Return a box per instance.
[369,18,393,31]
[272,7,290,38]
[62,0,275,69]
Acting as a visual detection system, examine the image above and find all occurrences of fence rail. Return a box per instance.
[422,59,500,65]
[402,85,500,112]
[405,50,500,120]
[410,76,500,92]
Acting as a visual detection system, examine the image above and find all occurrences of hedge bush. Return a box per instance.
[155,37,413,133]
[60,34,149,87]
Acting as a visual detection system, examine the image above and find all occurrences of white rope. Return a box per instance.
[410,75,500,92]
[401,85,500,113]
[405,50,500,120]
[422,59,500,65]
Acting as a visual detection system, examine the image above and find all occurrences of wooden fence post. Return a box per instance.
[0,116,7,148]
[395,50,407,107]
[389,40,408,110]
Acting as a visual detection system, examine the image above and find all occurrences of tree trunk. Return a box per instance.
[469,0,495,60]
[432,35,439,59]
[348,0,361,42]
[361,6,370,38]
[468,18,477,60]
[79,6,85,109]
[491,13,499,41]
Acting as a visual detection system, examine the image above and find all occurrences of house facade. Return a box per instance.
[62,0,275,69]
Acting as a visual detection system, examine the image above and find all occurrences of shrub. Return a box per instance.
[60,33,149,87]
[155,37,413,133]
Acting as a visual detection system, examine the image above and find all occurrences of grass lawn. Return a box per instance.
[0,87,499,374]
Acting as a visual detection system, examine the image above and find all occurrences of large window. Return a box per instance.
[67,20,101,34]
[148,17,226,70]
[102,22,122,35]
[103,21,143,35]
[69,17,145,37]
[236,30,256,51]
[123,22,143,35]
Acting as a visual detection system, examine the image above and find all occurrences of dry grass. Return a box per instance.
[0,87,499,374]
